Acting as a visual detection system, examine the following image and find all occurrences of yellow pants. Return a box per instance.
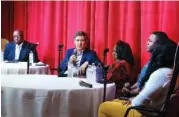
[98,99,142,117]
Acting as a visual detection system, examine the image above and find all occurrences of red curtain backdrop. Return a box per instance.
[2,1,179,75]
[1,1,14,40]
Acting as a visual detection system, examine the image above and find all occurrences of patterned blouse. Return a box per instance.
[107,60,132,88]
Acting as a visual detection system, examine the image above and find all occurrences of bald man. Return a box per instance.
[4,30,39,62]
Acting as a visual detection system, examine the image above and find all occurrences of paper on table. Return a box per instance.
[35,62,46,66]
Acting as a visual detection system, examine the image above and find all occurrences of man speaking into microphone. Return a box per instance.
[59,31,102,76]
[3,29,39,62]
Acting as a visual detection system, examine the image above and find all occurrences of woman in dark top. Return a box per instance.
[107,40,134,97]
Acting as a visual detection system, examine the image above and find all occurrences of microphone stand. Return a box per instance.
[103,65,109,102]
[103,48,109,102]
[58,44,64,77]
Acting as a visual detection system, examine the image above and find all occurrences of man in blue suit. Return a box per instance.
[3,30,39,62]
[59,31,102,75]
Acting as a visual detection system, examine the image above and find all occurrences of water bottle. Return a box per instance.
[68,62,75,78]
[29,51,34,64]
[86,65,92,81]
[96,63,103,82]
[1,51,4,62]
[86,63,96,83]
[92,63,97,79]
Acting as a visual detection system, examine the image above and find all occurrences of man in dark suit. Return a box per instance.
[3,29,39,62]
[59,31,102,75]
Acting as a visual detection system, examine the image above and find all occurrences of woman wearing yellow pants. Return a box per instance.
[98,99,142,117]
[98,68,172,117]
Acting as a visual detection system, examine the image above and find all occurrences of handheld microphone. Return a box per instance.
[34,42,39,46]
[73,49,77,56]
[72,49,78,66]
[58,44,64,48]
[58,44,64,51]
[103,48,109,56]
[79,81,93,88]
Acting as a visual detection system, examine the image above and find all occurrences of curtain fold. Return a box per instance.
[2,1,179,75]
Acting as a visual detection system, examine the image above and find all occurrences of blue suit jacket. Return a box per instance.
[3,41,39,62]
[59,48,102,71]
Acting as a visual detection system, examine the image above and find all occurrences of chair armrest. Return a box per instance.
[124,106,161,117]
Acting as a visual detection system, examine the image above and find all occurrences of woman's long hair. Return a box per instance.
[151,31,176,50]
[139,32,177,89]
[115,40,134,66]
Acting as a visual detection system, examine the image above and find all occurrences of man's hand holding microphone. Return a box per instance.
[69,55,77,64]
[68,54,89,75]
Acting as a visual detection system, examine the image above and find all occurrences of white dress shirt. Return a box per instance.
[132,68,172,109]
[15,42,23,61]
[76,51,83,68]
